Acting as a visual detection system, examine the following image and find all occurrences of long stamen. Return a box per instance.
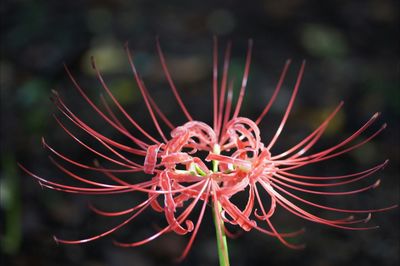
[122,48,168,142]
[266,61,306,150]
[156,38,194,121]
[216,41,232,138]
[255,59,291,125]
[64,65,155,147]
[232,39,253,119]
[213,36,219,133]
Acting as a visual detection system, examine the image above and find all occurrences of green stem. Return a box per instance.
[212,145,230,266]
[212,200,230,266]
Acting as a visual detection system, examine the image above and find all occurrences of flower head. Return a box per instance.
[20,38,396,261]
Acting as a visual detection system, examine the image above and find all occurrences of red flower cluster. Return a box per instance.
[20,39,396,261]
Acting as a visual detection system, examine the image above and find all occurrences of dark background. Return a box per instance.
[1,0,399,265]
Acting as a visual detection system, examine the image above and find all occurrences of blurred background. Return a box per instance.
[1,0,399,265]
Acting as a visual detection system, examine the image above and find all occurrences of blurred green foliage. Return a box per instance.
[301,24,348,58]
[1,154,21,255]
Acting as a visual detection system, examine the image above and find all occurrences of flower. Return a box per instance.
[20,38,396,262]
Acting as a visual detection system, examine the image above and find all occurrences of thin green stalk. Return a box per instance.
[212,145,230,266]
[212,200,230,266]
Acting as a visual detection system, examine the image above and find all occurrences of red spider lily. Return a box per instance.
[20,38,397,261]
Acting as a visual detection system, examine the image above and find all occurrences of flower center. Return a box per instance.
[144,117,272,183]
